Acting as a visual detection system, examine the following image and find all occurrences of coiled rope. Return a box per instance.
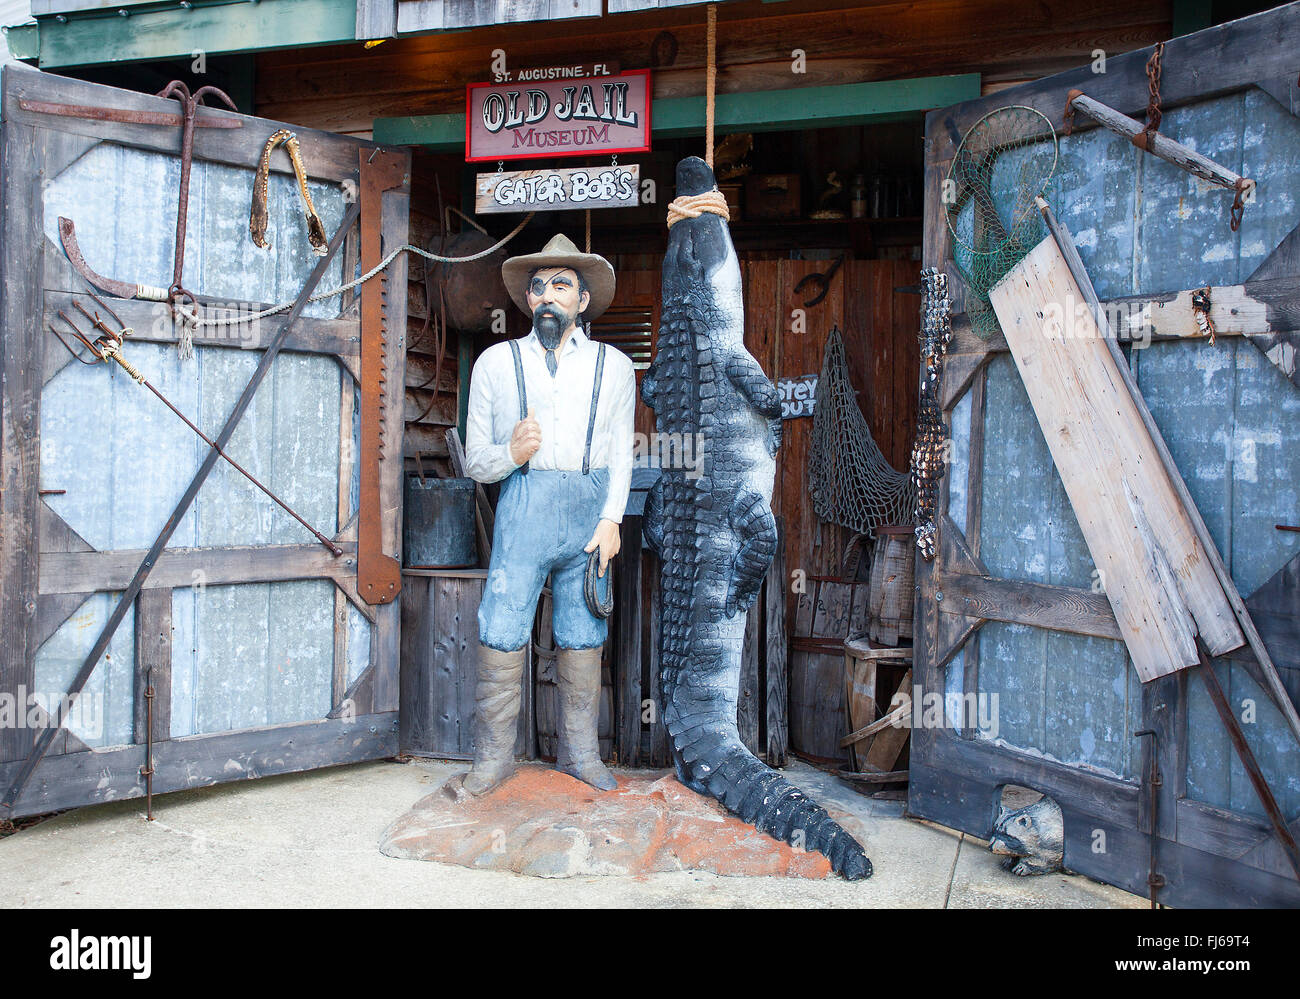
[666,191,731,228]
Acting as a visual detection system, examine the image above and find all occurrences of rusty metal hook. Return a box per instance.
[794,254,845,308]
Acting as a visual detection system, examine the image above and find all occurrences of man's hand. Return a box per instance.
[509,407,541,466]
[584,519,621,577]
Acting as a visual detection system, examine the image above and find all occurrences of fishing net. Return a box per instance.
[945,105,1058,340]
[808,325,914,537]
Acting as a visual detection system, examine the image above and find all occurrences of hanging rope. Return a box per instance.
[175,211,535,329]
[585,208,592,253]
[705,3,717,168]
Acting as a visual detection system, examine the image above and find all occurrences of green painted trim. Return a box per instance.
[1172,0,1213,37]
[375,73,982,150]
[30,0,358,69]
[2,22,41,63]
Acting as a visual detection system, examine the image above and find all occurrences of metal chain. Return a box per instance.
[1230,178,1249,232]
[1062,89,1078,137]
[1143,41,1165,135]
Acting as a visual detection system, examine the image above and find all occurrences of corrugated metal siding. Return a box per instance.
[963,88,1300,788]
[37,139,367,739]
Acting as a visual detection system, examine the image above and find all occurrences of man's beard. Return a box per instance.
[533,304,574,350]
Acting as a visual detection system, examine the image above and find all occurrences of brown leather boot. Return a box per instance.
[462,645,526,795]
[555,646,618,791]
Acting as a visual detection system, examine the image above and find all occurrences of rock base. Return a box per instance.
[379,764,833,879]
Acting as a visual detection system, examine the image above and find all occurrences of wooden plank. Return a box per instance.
[0,118,44,766]
[989,236,1242,680]
[1067,91,1251,189]
[378,74,983,148]
[40,543,360,594]
[0,713,398,820]
[4,65,367,183]
[614,515,643,767]
[646,550,668,767]
[34,592,93,653]
[132,587,172,746]
[943,572,1122,642]
[333,587,351,710]
[356,0,397,39]
[864,667,912,772]
[1138,671,1180,841]
[738,591,760,755]
[41,291,363,375]
[37,502,94,556]
[450,576,479,756]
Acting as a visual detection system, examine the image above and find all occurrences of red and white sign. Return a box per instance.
[465,69,651,163]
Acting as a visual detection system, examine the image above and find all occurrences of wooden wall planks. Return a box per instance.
[256,0,1170,138]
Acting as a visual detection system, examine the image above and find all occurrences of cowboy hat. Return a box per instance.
[501,233,616,322]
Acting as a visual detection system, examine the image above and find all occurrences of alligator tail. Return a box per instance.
[665,642,873,881]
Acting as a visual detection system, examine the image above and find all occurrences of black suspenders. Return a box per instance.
[583,342,606,475]
[508,338,530,475]
[508,337,607,476]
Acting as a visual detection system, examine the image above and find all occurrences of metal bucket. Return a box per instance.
[403,476,478,569]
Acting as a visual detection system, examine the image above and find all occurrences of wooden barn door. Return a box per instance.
[910,6,1300,907]
[0,67,409,818]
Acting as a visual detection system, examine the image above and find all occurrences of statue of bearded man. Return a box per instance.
[461,233,636,794]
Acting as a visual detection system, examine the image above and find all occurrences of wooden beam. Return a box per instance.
[39,542,359,594]
[614,515,643,767]
[0,712,398,819]
[133,588,172,746]
[0,120,45,767]
[374,74,982,150]
[943,572,1123,643]
[29,0,360,69]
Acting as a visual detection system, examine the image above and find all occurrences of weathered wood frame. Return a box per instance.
[910,4,1300,908]
[0,66,409,818]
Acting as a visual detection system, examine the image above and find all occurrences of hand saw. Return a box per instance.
[357,149,408,604]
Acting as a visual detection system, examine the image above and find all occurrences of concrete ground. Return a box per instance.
[0,757,1144,908]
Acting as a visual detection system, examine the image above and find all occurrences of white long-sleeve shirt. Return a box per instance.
[464,325,637,524]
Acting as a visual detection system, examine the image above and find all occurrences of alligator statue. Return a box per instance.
[640,156,872,881]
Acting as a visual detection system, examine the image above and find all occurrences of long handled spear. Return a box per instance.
[49,289,343,557]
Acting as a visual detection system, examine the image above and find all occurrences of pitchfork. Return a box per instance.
[48,291,344,557]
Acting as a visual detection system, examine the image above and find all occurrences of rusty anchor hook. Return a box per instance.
[156,81,238,313]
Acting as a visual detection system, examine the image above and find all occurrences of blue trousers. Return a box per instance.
[478,467,612,652]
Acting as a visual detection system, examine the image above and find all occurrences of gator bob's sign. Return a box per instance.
[476,165,641,214]
[465,69,651,163]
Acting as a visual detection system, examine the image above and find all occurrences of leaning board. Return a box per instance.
[989,235,1243,681]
